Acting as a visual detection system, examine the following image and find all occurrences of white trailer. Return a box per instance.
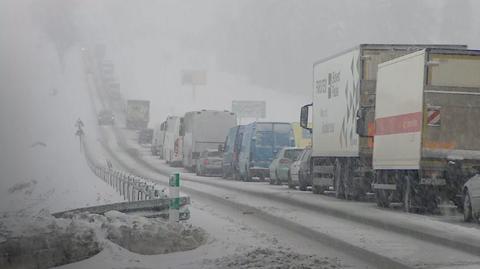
[182,110,237,171]
[163,116,183,166]
[151,122,166,157]
[373,48,480,212]
[300,44,467,200]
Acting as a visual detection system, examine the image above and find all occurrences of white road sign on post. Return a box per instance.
[231,101,266,121]
[181,70,207,102]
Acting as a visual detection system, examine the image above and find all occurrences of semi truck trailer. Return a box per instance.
[373,48,480,212]
[181,110,237,171]
[126,100,150,129]
[300,44,467,201]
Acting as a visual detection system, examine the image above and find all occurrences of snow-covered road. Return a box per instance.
[81,42,480,268]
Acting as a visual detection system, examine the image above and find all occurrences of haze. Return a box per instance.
[1,0,479,199]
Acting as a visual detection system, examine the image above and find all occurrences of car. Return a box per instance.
[138,128,153,145]
[269,147,303,185]
[196,149,223,176]
[463,174,480,223]
[289,147,312,191]
[97,109,115,125]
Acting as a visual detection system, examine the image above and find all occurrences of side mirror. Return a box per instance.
[300,103,312,133]
[356,107,367,136]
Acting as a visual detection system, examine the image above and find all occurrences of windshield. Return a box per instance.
[2,1,479,269]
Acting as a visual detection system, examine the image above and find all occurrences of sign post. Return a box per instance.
[231,100,266,124]
[181,70,207,103]
[169,172,180,223]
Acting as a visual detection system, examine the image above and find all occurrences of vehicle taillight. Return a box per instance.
[279,158,290,164]
[204,159,209,165]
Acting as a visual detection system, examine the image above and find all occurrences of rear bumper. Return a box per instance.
[249,167,270,178]
[202,167,223,176]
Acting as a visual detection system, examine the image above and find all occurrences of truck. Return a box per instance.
[372,48,480,212]
[163,116,183,167]
[181,110,237,171]
[151,122,166,157]
[126,100,150,129]
[222,125,245,179]
[238,122,295,181]
[300,44,467,200]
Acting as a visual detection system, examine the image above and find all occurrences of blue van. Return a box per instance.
[222,125,245,179]
[238,122,295,181]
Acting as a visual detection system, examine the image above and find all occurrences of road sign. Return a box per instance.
[181,70,207,85]
[232,100,266,119]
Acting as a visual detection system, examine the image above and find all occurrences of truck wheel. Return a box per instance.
[464,190,473,222]
[334,159,345,199]
[403,173,413,213]
[375,171,390,208]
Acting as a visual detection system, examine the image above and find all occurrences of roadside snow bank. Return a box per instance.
[204,247,343,269]
[0,210,207,269]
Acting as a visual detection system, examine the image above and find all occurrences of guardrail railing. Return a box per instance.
[77,135,189,221]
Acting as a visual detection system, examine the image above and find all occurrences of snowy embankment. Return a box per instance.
[0,48,209,268]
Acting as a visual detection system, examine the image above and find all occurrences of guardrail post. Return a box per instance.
[169,172,180,223]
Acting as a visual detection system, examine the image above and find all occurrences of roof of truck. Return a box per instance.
[425,47,480,56]
[313,44,467,66]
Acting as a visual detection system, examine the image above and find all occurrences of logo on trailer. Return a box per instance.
[427,106,441,127]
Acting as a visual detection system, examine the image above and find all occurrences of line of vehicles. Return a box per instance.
[88,42,480,223]
[299,44,480,221]
[150,112,305,183]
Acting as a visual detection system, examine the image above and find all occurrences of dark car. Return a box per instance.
[289,147,312,191]
[98,109,115,125]
[196,149,223,176]
[138,128,153,144]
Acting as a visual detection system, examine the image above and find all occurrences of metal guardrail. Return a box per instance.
[78,137,190,220]
[83,143,164,202]
[52,196,190,219]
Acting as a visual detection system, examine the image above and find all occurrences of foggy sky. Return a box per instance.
[1,0,480,184]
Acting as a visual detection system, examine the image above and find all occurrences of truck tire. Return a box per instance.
[464,189,473,222]
[375,170,390,208]
[334,158,345,199]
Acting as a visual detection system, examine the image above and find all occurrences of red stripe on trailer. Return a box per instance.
[375,112,422,136]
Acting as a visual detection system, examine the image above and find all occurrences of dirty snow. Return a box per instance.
[0,209,207,269]
[204,248,342,269]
